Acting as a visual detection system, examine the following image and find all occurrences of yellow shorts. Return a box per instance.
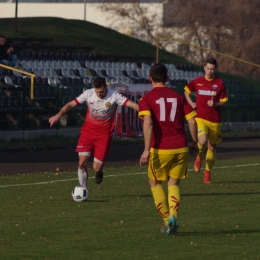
[148,152,188,181]
[195,118,222,144]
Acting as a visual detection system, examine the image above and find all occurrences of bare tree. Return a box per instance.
[98,0,260,79]
[99,1,165,45]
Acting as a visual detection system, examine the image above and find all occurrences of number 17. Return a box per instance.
[155,97,177,122]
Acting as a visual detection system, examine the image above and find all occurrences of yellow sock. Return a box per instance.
[168,185,180,218]
[197,142,205,158]
[151,185,169,226]
[205,149,215,172]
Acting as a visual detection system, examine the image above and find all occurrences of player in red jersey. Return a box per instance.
[49,77,138,187]
[139,63,197,236]
[184,58,228,184]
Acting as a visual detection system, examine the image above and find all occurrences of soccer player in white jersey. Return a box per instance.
[49,77,138,187]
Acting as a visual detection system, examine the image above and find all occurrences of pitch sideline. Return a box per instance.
[0,163,259,188]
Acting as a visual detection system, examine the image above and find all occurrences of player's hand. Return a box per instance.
[49,116,59,127]
[6,47,14,54]
[207,96,214,107]
[191,102,197,110]
[140,150,149,166]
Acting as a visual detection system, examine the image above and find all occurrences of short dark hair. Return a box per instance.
[205,57,218,68]
[149,63,168,83]
[0,35,6,38]
[93,77,106,88]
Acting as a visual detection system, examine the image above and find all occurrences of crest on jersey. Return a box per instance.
[212,84,218,89]
[105,102,111,108]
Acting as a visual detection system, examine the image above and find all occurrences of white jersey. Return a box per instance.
[75,88,128,136]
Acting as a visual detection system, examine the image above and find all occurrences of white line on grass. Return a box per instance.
[0,163,259,188]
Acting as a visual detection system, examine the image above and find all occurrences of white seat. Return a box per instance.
[111,62,118,69]
[131,62,139,70]
[106,61,112,69]
[52,60,60,69]
[40,60,48,69]
[170,64,177,71]
[21,60,30,70]
[126,69,138,78]
[106,69,114,78]
[58,60,65,69]
[85,60,92,69]
[74,60,83,69]
[28,60,36,69]
[141,63,150,70]
[48,77,56,87]
[121,62,128,70]
[63,60,70,68]
[54,78,61,85]
[136,69,144,78]
[61,68,70,77]
[100,61,107,69]
[13,70,23,77]
[46,60,54,68]
[142,69,149,78]
[34,60,42,69]
[50,69,59,78]
[79,68,93,78]
[44,69,52,77]
[90,61,97,69]
[69,60,75,69]
[4,76,21,88]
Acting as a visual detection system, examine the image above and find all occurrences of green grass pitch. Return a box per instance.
[0,156,260,260]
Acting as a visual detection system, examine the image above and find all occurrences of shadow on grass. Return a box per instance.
[182,191,260,196]
[180,229,260,236]
[85,200,110,203]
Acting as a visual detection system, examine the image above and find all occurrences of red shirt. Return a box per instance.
[139,86,196,151]
[185,76,228,123]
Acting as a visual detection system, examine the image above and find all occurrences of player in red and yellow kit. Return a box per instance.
[49,77,138,187]
[139,64,197,236]
[184,58,228,184]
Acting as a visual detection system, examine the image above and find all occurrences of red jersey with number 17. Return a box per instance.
[138,86,196,151]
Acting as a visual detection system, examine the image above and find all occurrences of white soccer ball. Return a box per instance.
[71,185,89,202]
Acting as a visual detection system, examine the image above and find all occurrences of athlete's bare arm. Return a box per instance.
[49,100,78,126]
[207,97,226,108]
[140,115,152,166]
[125,100,139,111]
[184,91,197,110]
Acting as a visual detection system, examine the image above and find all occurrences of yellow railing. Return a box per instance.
[0,64,35,99]
[156,33,260,68]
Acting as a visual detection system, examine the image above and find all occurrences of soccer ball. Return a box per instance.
[71,185,89,202]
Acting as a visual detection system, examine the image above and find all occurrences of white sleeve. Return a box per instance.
[115,92,128,106]
[76,90,89,104]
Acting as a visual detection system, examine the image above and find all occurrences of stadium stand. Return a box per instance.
[1,38,259,136]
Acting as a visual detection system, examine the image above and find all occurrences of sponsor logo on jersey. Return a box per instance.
[105,102,111,108]
[198,90,216,96]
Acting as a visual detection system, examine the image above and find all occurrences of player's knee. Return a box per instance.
[78,160,87,169]
[198,136,207,146]
[93,164,102,173]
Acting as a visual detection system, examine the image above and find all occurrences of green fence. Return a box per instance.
[0,82,260,133]
[170,83,260,122]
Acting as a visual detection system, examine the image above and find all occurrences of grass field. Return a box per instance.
[0,156,260,260]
